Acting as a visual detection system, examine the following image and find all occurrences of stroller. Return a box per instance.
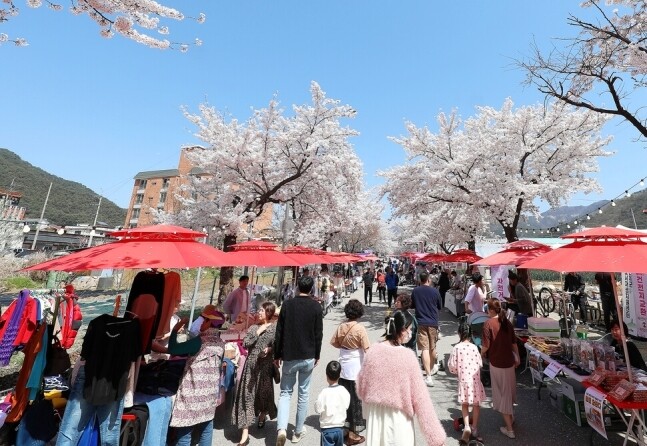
[458,311,491,388]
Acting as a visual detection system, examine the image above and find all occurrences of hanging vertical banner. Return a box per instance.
[584,387,607,440]
[622,273,647,338]
[490,265,512,300]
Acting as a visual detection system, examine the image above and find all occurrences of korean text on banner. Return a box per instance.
[584,387,607,440]
[490,265,512,300]
[622,273,647,338]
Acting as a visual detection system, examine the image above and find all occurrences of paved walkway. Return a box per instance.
[210,286,631,446]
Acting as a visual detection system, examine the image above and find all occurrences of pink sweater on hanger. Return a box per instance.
[356,341,447,446]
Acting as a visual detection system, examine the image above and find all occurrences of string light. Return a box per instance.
[641,179,645,186]
[599,208,603,214]
[626,191,631,198]
[586,215,591,220]
[611,200,616,206]
[574,220,578,225]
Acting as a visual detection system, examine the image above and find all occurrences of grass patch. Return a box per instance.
[3,276,39,291]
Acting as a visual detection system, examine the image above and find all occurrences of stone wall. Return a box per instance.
[0,220,23,253]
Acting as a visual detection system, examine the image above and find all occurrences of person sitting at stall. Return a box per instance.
[168,307,226,446]
[223,275,251,323]
[609,319,647,371]
[506,271,533,316]
[564,272,587,325]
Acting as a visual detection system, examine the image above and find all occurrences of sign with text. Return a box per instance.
[622,273,647,338]
[543,361,564,379]
[490,265,512,300]
[584,387,607,439]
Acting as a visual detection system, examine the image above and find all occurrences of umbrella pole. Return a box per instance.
[188,267,203,326]
[612,274,634,383]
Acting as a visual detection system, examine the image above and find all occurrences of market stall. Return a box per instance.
[520,226,647,445]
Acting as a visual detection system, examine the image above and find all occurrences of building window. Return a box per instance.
[135,193,144,204]
[138,179,147,189]
[162,178,170,189]
[159,191,167,203]
[191,191,198,201]
[131,208,140,219]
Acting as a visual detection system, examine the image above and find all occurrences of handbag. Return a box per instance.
[44,338,71,376]
[272,362,281,384]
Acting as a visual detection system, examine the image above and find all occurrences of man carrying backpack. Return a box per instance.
[362,268,374,306]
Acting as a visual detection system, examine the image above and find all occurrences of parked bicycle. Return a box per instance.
[556,292,576,337]
[535,286,558,317]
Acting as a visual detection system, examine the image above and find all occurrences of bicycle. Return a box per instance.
[556,292,576,337]
[535,286,557,317]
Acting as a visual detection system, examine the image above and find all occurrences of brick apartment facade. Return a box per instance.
[124,147,273,238]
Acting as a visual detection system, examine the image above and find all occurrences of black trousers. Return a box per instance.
[387,288,397,307]
[600,291,617,331]
[377,286,386,301]
[571,293,587,323]
[364,286,373,304]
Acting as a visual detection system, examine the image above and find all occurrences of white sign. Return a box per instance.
[584,387,608,439]
[543,361,564,380]
[490,265,512,300]
[622,273,647,337]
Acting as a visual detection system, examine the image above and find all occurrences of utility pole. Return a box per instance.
[276,203,290,302]
[87,196,103,247]
[631,208,638,229]
[31,182,52,250]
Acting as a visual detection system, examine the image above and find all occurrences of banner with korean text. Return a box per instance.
[490,265,512,300]
[622,273,647,338]
[584,387,607,439]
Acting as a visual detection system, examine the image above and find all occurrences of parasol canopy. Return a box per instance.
[224,240,305,267]
[420,252,449,263]
[23,237,230,271]
[560,226,647,241]
[475,239,551,267]
[110,224,206,240]
[445,249,482,263]
[282,246,332,265]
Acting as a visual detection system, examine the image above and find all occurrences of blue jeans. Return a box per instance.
[56,365,124,446]
[321,427,344,446]
[173,419,213,446]
[277,359,315,433]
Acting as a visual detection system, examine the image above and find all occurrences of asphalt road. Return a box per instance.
[210,286,632,446]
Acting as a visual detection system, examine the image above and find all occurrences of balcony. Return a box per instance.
[129,218,139,224]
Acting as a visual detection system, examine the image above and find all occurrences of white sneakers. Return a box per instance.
[430,364,439,376]
[500,426,516,439]
[292,428,307,443]
[425,376,435,387]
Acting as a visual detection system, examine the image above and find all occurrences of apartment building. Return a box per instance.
[124,147,274,238]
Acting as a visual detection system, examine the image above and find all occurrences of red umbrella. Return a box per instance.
[110,224,206,240]
[445,249,482,263]
[560,226,647,240]
[282,246,330,265]
[23,237,229,271]
[328,252,361,263]
[224,241,305,267]
[359,254,380,261]
[420,252,449,263]
[475,240,551,267]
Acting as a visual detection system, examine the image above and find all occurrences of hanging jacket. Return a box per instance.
[0,290,38,366]
[59,295,83,349]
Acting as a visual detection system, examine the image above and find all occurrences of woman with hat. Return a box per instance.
[232,301,278,445]
[168,306,226,446]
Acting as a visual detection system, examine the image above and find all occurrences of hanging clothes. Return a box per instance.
[0,289,38,366]
[155,271,181,339]
[81,314,142,405]
[6,322,47,423]
[126,271,165,354]
[58,293,82,349]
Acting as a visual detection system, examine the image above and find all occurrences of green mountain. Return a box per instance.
[0,148,126,227]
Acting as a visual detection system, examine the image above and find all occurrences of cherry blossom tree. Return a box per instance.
[521,1,647,139]
[159,82,363,300]
[381,99,612,243]
[0,0,205,49]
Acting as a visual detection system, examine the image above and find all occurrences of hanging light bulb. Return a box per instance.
[586,215,591,220]
[567,224,571,229]
[540,230,544,234]
[611,200,616,206]
[574,220,578,225]
[598,208,603,214]
[626,191,631,198]
[641,179,645,186]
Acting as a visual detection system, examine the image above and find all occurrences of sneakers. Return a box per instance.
[277,429,287,446]
[430,364,439,376]
[292,428,307,443]
[425,376,435,387]
[500,426,516,439]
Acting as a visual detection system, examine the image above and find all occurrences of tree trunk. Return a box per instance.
[217,234,237,305]
[466,239,476,252]
[502,225,519,243]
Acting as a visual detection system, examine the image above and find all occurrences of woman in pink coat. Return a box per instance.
[356,310,446,446]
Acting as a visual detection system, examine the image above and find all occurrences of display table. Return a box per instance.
[445,290,465,317]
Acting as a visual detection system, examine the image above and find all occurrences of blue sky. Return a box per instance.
[1,1,643,212]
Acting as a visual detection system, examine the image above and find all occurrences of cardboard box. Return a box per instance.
[528,317,561,338]
[561,377,586,400]
[547,383,562,409]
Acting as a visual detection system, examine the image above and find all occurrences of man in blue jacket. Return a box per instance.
[411,271,442,387]
[385,266,399,308]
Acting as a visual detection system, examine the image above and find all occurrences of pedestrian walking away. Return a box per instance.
[315,361,350,446]
[274,276,324,446]
[362,269,374,306]
[410,272,442,386]
[385,266,399,308]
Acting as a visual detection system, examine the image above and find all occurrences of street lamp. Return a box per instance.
[22,224,30,233]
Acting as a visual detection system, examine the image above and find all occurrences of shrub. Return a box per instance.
[4,276,38,291]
